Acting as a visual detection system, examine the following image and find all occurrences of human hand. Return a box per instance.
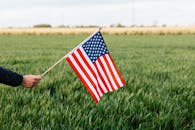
[22,75,41,88]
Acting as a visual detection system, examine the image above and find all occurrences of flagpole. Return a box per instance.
[99,27,102,32]
[41,55,66,77]
[41,28,102,77]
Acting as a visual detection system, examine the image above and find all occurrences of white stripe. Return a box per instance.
[100,56,118,90]
[74,50,103,97]
[95,73,109,93]
[80,47,108,93]
[96,85,103,97]
[68,55,100,101]
[95,60,113,92]
[105,54,123,87]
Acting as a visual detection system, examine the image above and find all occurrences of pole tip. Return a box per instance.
[99,27,103,32]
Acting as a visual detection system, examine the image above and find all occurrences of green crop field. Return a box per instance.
[0,34,194,129]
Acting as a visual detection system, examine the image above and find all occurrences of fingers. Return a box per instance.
[32,80,40,86]
[22,74,42,88]
[31,75,41,87]
[33,75,42,80]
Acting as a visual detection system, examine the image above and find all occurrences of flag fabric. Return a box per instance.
[65,31,125,103]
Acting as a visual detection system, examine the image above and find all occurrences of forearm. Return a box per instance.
[0,66,23,87]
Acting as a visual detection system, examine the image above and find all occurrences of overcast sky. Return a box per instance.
[0,0,195,27]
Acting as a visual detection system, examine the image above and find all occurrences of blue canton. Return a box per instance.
[82,31,109,63]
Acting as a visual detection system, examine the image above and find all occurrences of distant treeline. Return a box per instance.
[33,24,101,28]
[32,23,168,28]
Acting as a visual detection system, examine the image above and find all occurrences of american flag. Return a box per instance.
[66,31,125,103]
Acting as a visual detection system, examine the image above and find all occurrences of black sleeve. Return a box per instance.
[0,66,23,87]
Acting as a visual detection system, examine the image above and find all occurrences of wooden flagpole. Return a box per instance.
[41,55,66,77]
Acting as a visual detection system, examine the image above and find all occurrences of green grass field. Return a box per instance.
[0,34,194,129]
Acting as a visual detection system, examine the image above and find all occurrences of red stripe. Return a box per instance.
[103,55,120,89]
[97,57,115,91]
[66,56,99,103]
[72,52,101,98]
[78,49,105,94]
[94,62,110,92]
[108,54,126,85]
